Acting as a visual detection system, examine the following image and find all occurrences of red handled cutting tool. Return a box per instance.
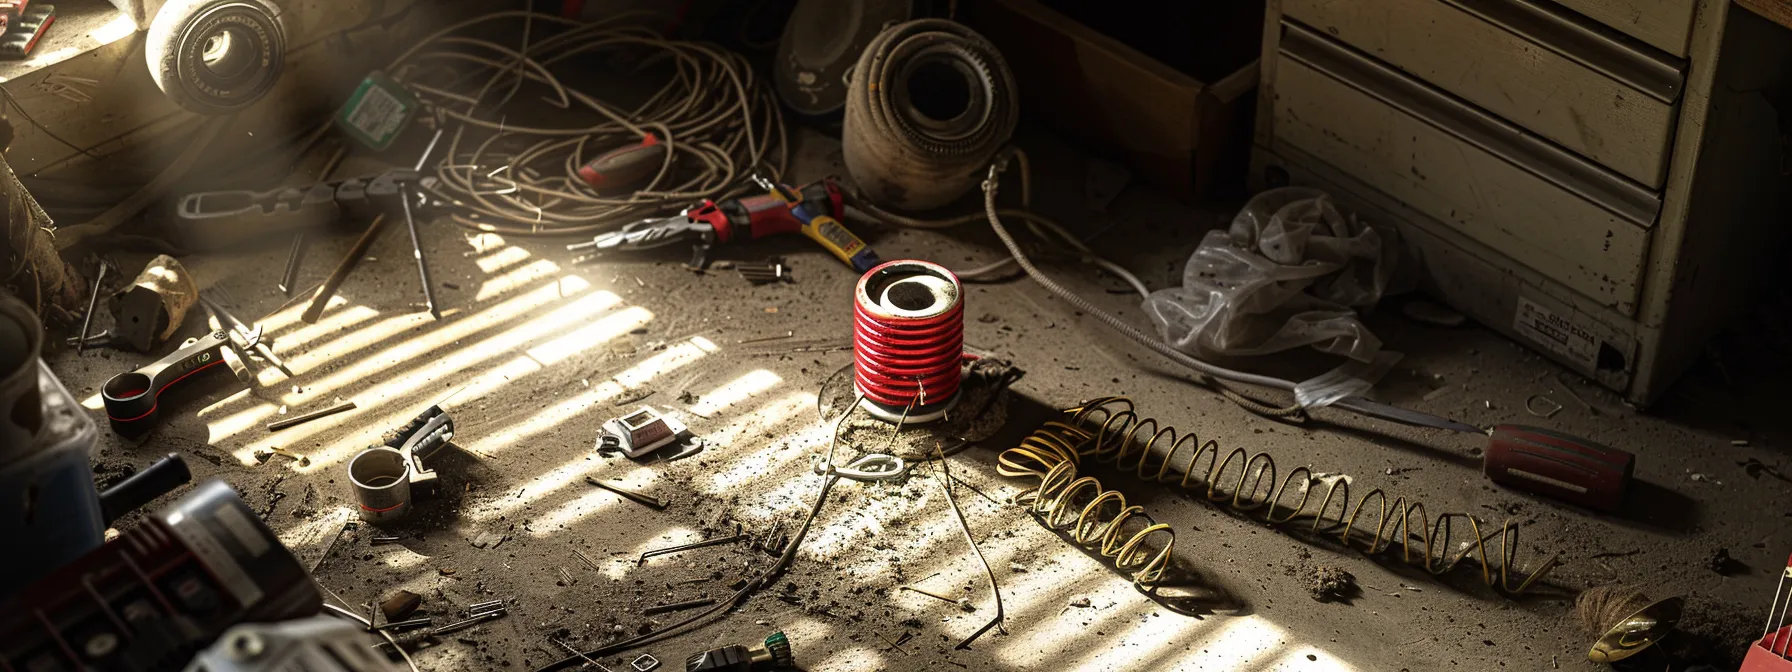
[569,177,881,272]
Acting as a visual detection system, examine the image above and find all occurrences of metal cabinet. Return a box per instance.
[1253,0,1792,404]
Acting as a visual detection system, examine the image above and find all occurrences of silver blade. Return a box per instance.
[1331,397,1486,434]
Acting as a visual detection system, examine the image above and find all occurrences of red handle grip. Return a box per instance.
[1484,425,1633,512]
[577,134,666,191]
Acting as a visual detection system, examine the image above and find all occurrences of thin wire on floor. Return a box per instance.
[531,395,880,672]
[851,149,1150,299]
[533,376,1020,671]
[927,438,1007,648]
[321,593,421,672]
[386,10,787,237]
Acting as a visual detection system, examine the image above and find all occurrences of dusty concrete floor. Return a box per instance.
[46,126,1792,672]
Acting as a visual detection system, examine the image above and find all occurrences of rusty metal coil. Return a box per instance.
[997,396,1560,593]
[842,19,1017,211]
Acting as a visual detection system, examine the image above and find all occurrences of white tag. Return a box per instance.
[1513,296,1597,370]
[165,511,263,607]
[213,502,271,558]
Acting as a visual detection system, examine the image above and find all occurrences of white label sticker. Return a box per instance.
[213,502,270,558]
[346,84,406,142]
[1513,296,1598,370]
[165,512,263,607]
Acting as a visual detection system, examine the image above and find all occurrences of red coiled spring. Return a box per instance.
[852,260,965,417]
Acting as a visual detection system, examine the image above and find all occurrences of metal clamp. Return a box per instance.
[347,406,454,523]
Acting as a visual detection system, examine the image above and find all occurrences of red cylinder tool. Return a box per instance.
[852,260,965,423]
[1483,425,1633,512]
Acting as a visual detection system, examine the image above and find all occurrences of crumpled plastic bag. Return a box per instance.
[1144,188,1400,406]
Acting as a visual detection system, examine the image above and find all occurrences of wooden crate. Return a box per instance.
[966,0,1261,201]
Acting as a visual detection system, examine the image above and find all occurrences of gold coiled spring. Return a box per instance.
[996,396,1559,593]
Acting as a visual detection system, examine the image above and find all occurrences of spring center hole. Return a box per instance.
[884,280,937,312]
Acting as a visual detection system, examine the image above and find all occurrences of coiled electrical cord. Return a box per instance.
[842,19,1016,211]
[389,11,787,236]
[997,397,1560,593]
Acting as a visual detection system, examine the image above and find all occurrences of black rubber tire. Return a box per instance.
[146,0,287,115]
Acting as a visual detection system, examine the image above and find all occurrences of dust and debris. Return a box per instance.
[1306,566,1356,603]
[1707,548,1743,575]
[1739,458,1790,482]
[290,484,320,519]
[43,120,1788,672]
[1670,595,1760,666]
[821,358,1019,461]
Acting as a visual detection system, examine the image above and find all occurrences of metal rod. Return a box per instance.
[1777,575,1792,657]
[637,534,744,566]
[375,617,432,632]
[399,189,438,320]
[309,519,355,574]
[432,608,505,636]
[279,233,306,296]
[469,599,505,614]
[76,262,106,355]
[737,331,794,344]
[899,585,957,604]
[302,214,387,324]
[877,632,909,656]
[553,638,615,672]
[1763,556,1789,640]
[574,548,599,571]
[413,129,444,173]
[1778,587,1792,658]
[405,129,445,320]
[267,400,357,431]
[1773,568,1792,655]
[642,598,714,615]
[585,476,668,510]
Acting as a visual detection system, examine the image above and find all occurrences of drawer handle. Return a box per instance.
[1281,21,1661,229]
[1446,0,1686,104]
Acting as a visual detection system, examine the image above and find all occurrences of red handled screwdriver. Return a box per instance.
[578,133,668,191]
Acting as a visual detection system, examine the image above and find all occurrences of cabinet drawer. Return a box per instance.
[1283,0,1683,188]
[1552,0,1695,56]
[1272,23,1657,314]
